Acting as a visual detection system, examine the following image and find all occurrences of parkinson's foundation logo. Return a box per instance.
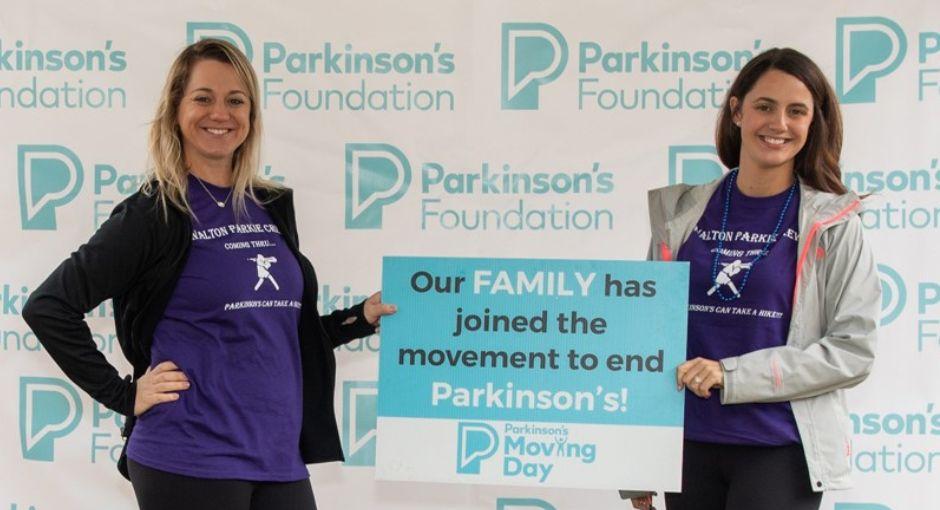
[342,381,378,466]
[0,38,128,109]
[344,143,412,229]
[184,21,456,112]
[16,143,144,231]
[668,145,725,185]
[501,22,761,111]
[501,23,569,110]
[186,22,254,61]
[877,264,906,327]
[456,421,499,475]
[836,17,907,104]
[19,377,83,461]
[343,142,616,232]
[496,498,557,510]
[17,145,84,230]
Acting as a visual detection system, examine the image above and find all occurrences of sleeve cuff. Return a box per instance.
[719,356,738,405]
[339,301,375,341]
[119,375,136,417]
[349,301,378,337]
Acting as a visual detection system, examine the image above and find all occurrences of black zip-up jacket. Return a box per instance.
[22,186,375,479]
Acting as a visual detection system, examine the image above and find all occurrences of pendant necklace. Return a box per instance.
[192,174,233,208]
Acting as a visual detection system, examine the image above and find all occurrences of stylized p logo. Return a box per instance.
[345,143,411,229]
[877,264,906,326]
[186,22,254,61]
[456,422,499,475]
[496,498,557,510]
[19,377,83,461]
[501,23,568,110]
[18,145,84,231]
[668,145,725,185]
[836,17,906,104]
[342,381,378,466]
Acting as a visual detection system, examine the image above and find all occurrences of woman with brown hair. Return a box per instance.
[628,48,879,509]
[23,39,395,509]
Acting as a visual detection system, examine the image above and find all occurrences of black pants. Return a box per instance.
[128,459,317,510]
[665,441,822,510]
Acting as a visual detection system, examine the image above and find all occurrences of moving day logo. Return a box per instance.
[501,23,568,110]
[18,145,84,230]
[344,143,411,229]
[668,145,725,185]
[456,422,499,475]
[19,377,83,461]
[342,381,378,466]
[836,17,906,103]
[186,22,253,61]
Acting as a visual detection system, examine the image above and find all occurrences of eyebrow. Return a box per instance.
[189,87,248,95]
[753,96,810,109]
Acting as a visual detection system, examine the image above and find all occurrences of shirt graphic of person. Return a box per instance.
[248,254,280,290]
[706,259,752,297]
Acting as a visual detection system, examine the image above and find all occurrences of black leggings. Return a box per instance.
[665,441,822,510]
[128,459,317,510]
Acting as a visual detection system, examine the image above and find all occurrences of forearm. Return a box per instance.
[720,330,875,405]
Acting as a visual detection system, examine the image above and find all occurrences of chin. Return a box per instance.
[748,152,796,171]
[199,148,238,160]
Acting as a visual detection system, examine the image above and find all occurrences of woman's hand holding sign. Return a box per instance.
[676,357,724,398]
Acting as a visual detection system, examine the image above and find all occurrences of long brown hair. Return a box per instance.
[716,48,846,194]
[143,38,280,218]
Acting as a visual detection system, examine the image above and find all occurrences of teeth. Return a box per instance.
[762,136,786,145]
[206,128,229,135]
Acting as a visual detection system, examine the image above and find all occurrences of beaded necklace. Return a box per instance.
[710,169,797,301]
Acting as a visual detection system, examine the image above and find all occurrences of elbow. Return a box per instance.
[855,354,876,385]
[21,292,42,330]
[840,342,876,391]
[856,327,878,381]
[21,290,67,348]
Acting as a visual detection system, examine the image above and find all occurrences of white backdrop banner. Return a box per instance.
[1,1,938,509]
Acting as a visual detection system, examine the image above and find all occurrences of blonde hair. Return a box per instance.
[143,38,280,219]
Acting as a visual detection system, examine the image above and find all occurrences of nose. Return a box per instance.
[768,109,787,131]
[208,101,230,120]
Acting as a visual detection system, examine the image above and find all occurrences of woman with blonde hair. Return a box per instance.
[23,38,395,510]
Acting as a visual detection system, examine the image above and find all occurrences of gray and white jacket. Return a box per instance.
[639,177,879,493]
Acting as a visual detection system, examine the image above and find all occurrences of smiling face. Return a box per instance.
[177,59,251,171]
[730,69,814,177]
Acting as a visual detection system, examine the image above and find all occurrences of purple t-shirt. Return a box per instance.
[676,175,802,446]
[127,176,308,480]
